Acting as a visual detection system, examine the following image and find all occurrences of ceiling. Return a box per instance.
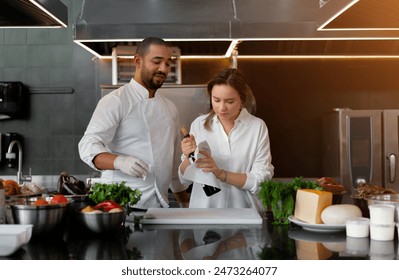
[2,0,399,57]
[0,0,67,28]
[72,0,399,58]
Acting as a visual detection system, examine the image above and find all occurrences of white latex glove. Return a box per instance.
[114,155,149,178]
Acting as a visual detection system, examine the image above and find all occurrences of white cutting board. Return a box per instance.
[141,208,263,225]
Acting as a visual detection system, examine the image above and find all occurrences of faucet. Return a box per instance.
[5,140,32,185]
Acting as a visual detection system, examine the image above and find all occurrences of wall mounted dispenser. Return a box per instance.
[0,82,28,120]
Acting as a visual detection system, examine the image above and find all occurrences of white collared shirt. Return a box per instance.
[179,108,274,209]
[79,79,185,208]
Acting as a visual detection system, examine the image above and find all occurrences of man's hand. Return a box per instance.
[114,155,149,178]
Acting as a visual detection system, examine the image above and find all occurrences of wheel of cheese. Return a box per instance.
[321,204,362,225]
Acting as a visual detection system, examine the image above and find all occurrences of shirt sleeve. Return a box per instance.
[242,122,274,194]
[78,94,122,170]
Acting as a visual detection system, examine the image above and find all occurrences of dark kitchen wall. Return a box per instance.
[1,0,399,179]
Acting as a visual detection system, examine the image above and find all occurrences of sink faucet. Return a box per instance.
[5,140,32,185]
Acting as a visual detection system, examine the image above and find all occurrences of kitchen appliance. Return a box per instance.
[322,108,399,194]
[0,82,27,120]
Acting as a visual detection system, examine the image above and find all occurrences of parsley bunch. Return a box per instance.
[259,177,322,224]
[89,181,142,207]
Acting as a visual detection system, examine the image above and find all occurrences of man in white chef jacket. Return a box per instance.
[79,37,189,209]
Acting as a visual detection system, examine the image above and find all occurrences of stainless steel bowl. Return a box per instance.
[5,197,70,236]
[78,210,126,234]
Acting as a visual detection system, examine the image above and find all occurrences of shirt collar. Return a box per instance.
[129,78,150,98]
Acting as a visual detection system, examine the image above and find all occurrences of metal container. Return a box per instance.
[5,197,70,236]
[78,210,125,234]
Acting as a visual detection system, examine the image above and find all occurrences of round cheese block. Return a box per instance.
[321,204,362,225]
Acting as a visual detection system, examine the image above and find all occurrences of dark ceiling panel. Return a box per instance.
[324,0,399,29]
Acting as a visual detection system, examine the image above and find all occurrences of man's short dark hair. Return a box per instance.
[135,37,171,57]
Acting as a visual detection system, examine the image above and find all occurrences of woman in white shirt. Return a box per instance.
[179,68,274,209]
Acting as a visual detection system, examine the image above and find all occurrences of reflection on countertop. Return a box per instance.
[3,212,398,260]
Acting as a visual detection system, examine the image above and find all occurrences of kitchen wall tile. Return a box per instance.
[51,159,75,176]
[26,67,51,87]
[50,67,73,87]
[4,29,27,45]
[74,113,92,135]
[26,159,51,176]
[5,46,27,67]
[74,88,96,114]
[3,67,26,81]
[24,136,51,159]
[2,119,28,136]
[0,46,4,67]
[27,114,51,137]
[29,94,51,116]
[50,113,74,135]
[51,135,75,158]
[50,94,73,113]
[27,29,50,45]
[27,45,50,67]
[0,29,4,44]
[73,45,96,88]
[51,45,73,68]
[50,27,72,45]
[75,159,92,177]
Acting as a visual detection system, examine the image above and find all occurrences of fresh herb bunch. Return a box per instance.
[89,181,142,207]
[259,177,322,224]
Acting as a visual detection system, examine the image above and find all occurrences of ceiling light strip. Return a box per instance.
[317,0,359,31]
[238,55,399,59]
[29,0,67,27]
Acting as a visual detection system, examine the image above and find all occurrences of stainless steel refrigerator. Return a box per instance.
[322,108,399,194]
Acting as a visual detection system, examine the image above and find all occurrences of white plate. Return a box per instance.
[288,215,346,233]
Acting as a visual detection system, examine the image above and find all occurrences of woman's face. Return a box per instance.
[211,84,242,122]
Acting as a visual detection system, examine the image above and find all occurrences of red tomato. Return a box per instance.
[34,199,49,206]
[50,194,68,204]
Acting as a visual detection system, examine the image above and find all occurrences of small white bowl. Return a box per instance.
[346,217,370,238]
[0,224,33,256]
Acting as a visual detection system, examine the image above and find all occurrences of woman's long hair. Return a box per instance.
[204,68,254,130]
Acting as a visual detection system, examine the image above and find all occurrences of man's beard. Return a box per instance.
[142,70,166,90]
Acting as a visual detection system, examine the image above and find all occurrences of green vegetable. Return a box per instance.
[259,177,322,224]
[89,181,142,207]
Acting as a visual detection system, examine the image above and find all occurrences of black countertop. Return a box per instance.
[4,213,397,260]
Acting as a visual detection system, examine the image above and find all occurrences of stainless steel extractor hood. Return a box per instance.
[0,0,68,28]
[73,0,399,58]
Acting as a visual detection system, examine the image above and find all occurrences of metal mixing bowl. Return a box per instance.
[5,197,71,236]
[78,210,126,234]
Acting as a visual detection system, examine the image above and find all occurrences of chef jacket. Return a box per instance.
[79,79,186,208]
[179,108,274,209]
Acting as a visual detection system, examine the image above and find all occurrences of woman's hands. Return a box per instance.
[181,134,196,159]
[195,150,225,180]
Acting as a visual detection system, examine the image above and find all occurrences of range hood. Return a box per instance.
[73,0,399,58]
[0,0,68,28]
